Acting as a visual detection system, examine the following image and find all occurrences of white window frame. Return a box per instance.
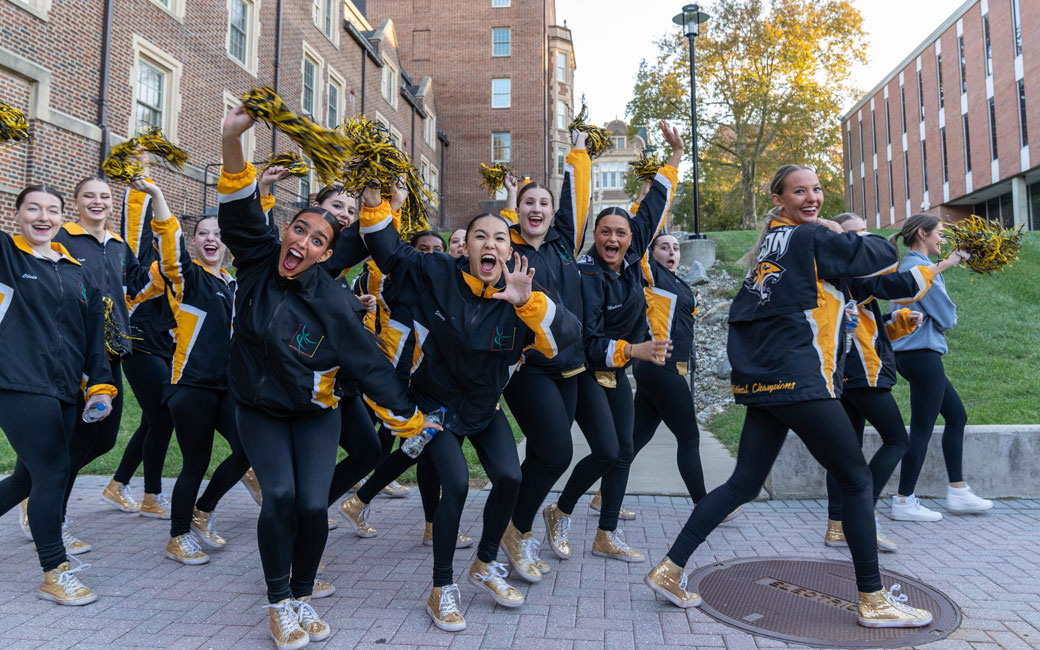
[424,114,437,149]
[381,58,399,110]
[223,90,255,162]
[491,78,511,109]
[492,132,511,163]
[301,42,324,120]
[327,67,345,127]
[556,148,566,176]
[492,28,511,57]
[147,0,185,21]
[612,136,626,149]
[389,125,403,149]
[312,0,339,44]
[429,166,440,206]
[128,36,183,142]
[6,0,52,21]
[557,52,567,82]
[226,0,260,76]
[419,156,431,189]
[557,100,567,130]
[492,0,510,6]
[374,111,390,130]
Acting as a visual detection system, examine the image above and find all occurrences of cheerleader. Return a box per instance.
[346,184,580,631]
[0,185,116,605]
[496,130,591,581]
[551,121,680,563]
[888,214,991,520]
[645,165,933,629]
[448,228,466,258]
[411,229,445,254]
[101,176,178,518]
[822,212,966,549]
[219,106,431,648]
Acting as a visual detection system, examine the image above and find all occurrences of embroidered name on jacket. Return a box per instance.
[745,226,793,305]
[290,323,324,357]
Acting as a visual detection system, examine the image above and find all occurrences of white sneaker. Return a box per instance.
[890,494,942,522]
[946,484,993,513]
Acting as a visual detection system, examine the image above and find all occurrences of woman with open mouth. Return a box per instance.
[349,185,580,632]
[0,184,116,606]
[552,120,682,564]
[218,105,433,650]
[492,128,592,582]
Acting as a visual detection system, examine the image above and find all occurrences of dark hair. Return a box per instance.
[409,229,443,249]
[517,182,555,209]
[593,206,631,228]
[652,232,679,250]
[191,215,220,238]
[889,212,941,247]
[314,185,351,206]
[15,184,65,212]
[73,176,109,198]
[832,212,862,225]
[289,207,340,249]
[464,212,511,240]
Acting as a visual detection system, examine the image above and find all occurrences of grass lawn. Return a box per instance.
[705,229,1040,453]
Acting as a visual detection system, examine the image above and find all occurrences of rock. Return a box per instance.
[685,260,709,286]
[713,358,731,379]
[699,300,730,325]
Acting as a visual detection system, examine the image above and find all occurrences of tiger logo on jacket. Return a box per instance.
[744,226,793,305]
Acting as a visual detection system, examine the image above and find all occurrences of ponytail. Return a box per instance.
[742,207,781,271]
[891,213,941,249]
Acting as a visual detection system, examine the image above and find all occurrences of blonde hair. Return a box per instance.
[741,165,815,270]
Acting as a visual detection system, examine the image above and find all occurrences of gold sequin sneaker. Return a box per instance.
[468,559,524,607]
[522,531,551,574]
[875,513,898,552]
[190,508,226,549]
[38,559,97,606]
[61,523,91,555]
[857,584,933,628]
[165,533,210,565]
[589,490,636,520]
[18,498,32,540]
[312,579,335,599]
[499,522,542,583]
[379,480,411,498]
[645,557,701,608]
[327,518,338,531]
[267,599,309,649]
[422,522,474,548]
[591,528,645,563]
[824,519,846,547]
[542,503,571,560]
[101,479,141,513]
[293,597,331,642]
[427,584,466,632]
[721,505,742,523]
[240,468,262,506]
[140,493,172,519]
[339,495,377,538]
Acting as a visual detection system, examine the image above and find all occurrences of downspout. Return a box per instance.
[543,0,549,183]
[272,0,284,153]
[96,0,114,173]
[439,136,447,228]
[360,53,367,113]
[410,108,415,158]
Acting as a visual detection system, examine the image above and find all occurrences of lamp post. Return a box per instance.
[672,4,709,239]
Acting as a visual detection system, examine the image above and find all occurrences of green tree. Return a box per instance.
[627,0,867,229]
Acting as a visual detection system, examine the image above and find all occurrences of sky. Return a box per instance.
[556,0,969,125]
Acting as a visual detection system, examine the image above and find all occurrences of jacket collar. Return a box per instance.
[508,223,560,248]
[12,235,81,265]
[458,258,504,298]
[193,259,234,284]
[768,214,799,228]
[586,246,623,278]
[62,221,123,243]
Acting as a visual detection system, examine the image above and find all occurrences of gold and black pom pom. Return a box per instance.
[399,165,434,240]
[262,151,310,177]
[136,127,189,170]
[338,113,411,194]
[478,162,515,196]
[568,104,613,158]
[102,296,135,357]
[945,214,1025,274]
[628,152,662,182]
[101,140,146,183]
[0,101,30,148]
[241,87,348,186]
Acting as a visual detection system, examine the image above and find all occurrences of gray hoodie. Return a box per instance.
[891,249,957,354]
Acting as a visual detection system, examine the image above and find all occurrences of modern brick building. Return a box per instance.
[366,0,576,226]
[841,0,1039,231]
[0,0,446,235]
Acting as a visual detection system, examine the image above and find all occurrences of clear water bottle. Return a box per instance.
[844,302,859,353]
[401,407,446,459]
[82,402,107,423]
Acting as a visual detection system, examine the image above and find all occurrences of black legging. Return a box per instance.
[504,371,577,533]
[558,370,634,531]
[326,396,383,506]
[667,399,882,593]
[236,404,340,603]
[895,349,967,495]
[0,391,76,572]
[826,388,910,519]
[417,455,441,522]
[167,386,251,538]
[113,352,174,494]
[632,361,707,502]
[63,358,124,518]
[358,410,521,587]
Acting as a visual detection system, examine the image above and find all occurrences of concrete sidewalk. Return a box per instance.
[2,475,1038,649]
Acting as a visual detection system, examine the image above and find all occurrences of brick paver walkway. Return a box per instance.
[1,476,1038,649]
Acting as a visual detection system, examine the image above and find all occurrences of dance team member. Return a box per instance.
[551,120,681,563]
[448,228,466,258]
[645,165,934,629]
[0,185,116,605]
[347,183,579,630]
[889,214,992,520]
[219,106,431,648]
[496,129,591,581]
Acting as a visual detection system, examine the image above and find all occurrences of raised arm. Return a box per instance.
[217,107,278,268]
[630,121,682,255]
[813,227,899,279]
[554,130,592,256]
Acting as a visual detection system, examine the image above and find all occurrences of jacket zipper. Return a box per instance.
[252,287,288,404]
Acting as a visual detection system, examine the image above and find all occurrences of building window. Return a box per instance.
[940,126,949,183]
[300,168,312,205]
[147,0,184,19]
[557,148,566,175]
[302,57,318,116]
[870,108,877,155]
[492,78,511,108]
[983,14,993,77]
[904,151,910,199]
[389,126,403,149]
[963,114,972,173]
[429,167,439,205]
[958,36,967,95]
[613,136,626,149]
[7,0,54,21]
[557,52,567,81]
[492,28,511,57]
[382,60,399,109]
[884,98,891,146]
[858,120,864,164]
[873,170,879,217]
[224,92,255,161]
[328,76,342,127]
[1018,79,1028,147]
[130,37,182,140]
[492,0,510,6]
[900,84,907,134]
[936,53,944,110]
[420,158,430,188]
[492,132,511,162]
[888,165,894,208]
[228,0,249,65]
[135,60,165,133]
[988,98,998,161]
[1011,0,1022,57]
[917,69,925,121]
[313,0,334,38]
[921,141,929,192]
[557,100,568,130]
[425,114,437,149]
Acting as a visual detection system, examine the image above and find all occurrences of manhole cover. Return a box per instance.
[687,557,961,648]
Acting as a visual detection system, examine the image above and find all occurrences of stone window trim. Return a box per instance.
[128,35,183,143]
[300,40,325,121]
[146,0,186,22]
[327,66,346,128]
[5,0,52,21]
[381,57,399,110]
[226,0,261,77]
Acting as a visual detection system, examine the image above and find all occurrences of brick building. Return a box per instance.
[842,0,1039,231]
[0,0,446,235]
[366,0,576,226]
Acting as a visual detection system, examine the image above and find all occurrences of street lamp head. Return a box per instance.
[672,3,710,36]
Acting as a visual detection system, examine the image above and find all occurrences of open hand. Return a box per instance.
[658,120,684,167]
[493,252,534,306]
